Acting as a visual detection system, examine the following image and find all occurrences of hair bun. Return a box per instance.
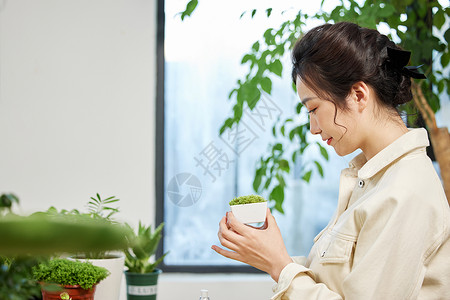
[393,76,413,106]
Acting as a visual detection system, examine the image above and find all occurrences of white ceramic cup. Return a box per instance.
[230,201,267,224]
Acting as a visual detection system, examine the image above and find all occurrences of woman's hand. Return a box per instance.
[211,208,293,282]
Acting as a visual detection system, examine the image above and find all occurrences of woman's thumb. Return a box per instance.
[265,208,276,226]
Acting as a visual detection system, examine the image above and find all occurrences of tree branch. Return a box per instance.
[411,81,437,131]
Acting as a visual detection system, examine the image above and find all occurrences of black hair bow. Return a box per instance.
[387,47,426,79]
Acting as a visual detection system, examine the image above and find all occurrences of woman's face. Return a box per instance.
[296,77,359,157]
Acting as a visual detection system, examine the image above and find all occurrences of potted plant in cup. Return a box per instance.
[229,194,267,224]
[123,222,168,300]
[32,258,109,300]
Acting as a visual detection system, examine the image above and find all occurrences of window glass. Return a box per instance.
[163,0,356,267]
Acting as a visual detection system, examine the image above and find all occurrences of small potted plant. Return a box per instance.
[123,222,168,300]
[229,194,267,224]
[32,258,109,300]
[48,193,130,300]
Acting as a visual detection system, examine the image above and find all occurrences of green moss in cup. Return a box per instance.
[229,195,267,206]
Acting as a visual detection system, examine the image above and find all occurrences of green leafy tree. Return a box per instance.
[180,0,450,211]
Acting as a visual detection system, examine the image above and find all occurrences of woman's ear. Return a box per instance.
[350,81,370,113]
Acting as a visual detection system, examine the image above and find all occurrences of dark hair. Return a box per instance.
[291,22,413,109]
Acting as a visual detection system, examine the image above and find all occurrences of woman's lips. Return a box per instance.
[327,138,333,145]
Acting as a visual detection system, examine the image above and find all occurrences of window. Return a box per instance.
[156,0,357,272]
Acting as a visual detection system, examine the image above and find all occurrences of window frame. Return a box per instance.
[154,0,262,273]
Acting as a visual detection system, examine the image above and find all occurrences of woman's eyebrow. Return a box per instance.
[301,97,317,105]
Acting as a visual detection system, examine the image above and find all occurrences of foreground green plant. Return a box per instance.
[32,259,109,290]
[0,255,43,300]
[124,222,168,274]
[0,193,19,217]
[0,213,131,256]
[45,193,128,259]
[0,194,129,299]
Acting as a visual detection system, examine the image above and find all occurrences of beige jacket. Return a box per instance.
[272,128,450,300]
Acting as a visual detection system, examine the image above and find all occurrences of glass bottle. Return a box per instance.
[199,289,210,300]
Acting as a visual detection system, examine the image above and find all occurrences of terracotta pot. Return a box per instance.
[40,283,96,300]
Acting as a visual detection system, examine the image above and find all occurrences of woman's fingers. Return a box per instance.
[217,229,241,252]
[213,209,293,282]
[226,211,253,234]
[211,245,243,262]
[218,215,244,250]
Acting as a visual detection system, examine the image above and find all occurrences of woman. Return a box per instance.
[211,22,449,299]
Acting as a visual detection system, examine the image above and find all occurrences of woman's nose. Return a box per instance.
[309,116,321,135]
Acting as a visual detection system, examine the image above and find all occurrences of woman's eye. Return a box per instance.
[307,108,317,114]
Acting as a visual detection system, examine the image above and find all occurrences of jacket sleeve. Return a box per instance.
[271,180,447,299]
[271,261,342,300]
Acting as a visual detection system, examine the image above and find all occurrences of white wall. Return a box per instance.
[0,0,156,227]
[0,1,275,299]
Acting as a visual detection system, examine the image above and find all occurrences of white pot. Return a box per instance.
[230,201,267,224]
[70,253,125,300]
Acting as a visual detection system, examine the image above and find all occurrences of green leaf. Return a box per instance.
[220,117,234,135]
[0,193,19,209]
[266,8,272,17]
[438,80,445,94]
[317,142,329,161]
[433,9,445,29]
[260,77,272,94]
[252,41,260,52]
[302,170,312,183]
[228,88,237,99]
[247,87,261,109]
[103,198,119,204]
[263,28,274,44]
[279,159,290,172]
[276,173,286,187]
[264,177,272,189]
[251,9,257,18]
[274,201,284,214]
[296,102,302,114]
[179,0,198,21]
[444,28,450,45]
[233,103,243,120]
[269,59,283,77]
[90,197,100,204]
[269,185,284,205]
[314,161,324,178]
[441,51,449,68]
[289,127,296,141]
[377,3,396,18]
[241,54,253,64]
[273,143,282,152]
[280,125,285,136]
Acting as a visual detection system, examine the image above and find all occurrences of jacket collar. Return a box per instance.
[348,128,430,180]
